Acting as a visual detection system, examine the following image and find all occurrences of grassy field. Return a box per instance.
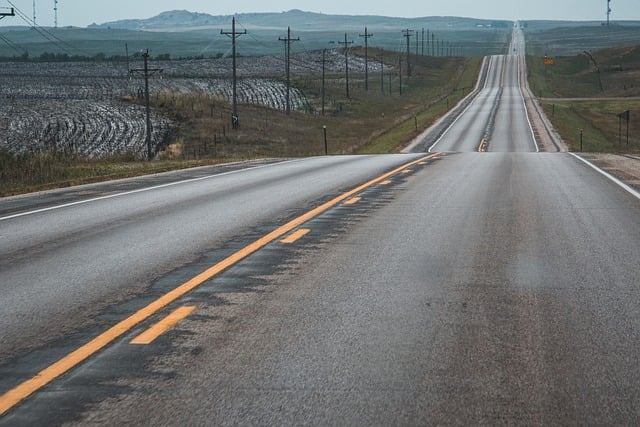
[1,52,483,196]
[154,52,482,159]
[526,39,640,153]
[527,44,640,98]
[0,148,231,195]
[524,22,640,57]
[540,100,640,152]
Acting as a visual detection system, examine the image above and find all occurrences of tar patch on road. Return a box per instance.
[0,154,444,426]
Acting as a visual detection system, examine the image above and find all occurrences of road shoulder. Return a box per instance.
[576,153,640,193]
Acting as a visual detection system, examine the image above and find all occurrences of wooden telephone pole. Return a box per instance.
[279,27,299,114]
[338,33,354,98]
[359,27,373,91]
[402,29,414,76]
[221,17,246,129]
[130,50,163,160]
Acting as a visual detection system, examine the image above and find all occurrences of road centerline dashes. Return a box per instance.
[131,306,196,345]
[345,197,361,205]
[281,228,311,244]
[0,152,441,417]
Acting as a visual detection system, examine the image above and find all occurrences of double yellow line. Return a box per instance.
[0,153,440,416]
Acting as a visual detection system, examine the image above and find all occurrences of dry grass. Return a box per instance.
[527,44,640,153]
[540,100,640,153]
[527,45,640,98]
[1,52,482,196]
[158,53,482,160]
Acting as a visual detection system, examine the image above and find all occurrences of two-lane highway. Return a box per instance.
[430,25,537,153]
[2,25,640,425]
[0,155,425,363]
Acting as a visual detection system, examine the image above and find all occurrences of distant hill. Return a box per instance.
[88,9,512,32]
[0,10,515,60]
[523,22,640,56]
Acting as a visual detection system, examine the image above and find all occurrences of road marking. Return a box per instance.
[380,180,392,185]
[0,152,441,416]
[280,228,311,244]
[402,169,413,174]
[570,153,640,201]
[131,306,196,345]
[345,197,361,205]
[516,56,540,153]
[428,57,491,152]
[477,139,487,152]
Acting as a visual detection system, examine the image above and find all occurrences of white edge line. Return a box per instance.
[570,153,640,201]
[429,57,492,153]
[517,55,540,153]
[0,159,302,222]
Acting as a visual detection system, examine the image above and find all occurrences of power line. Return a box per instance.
[7,1,85,56]
[129,50,163,161]
[402,29,414,77]
[221,17,246,130]
[338,33,354,98]
[0,33,23,52]
[279,26,299,114]
[359,27,373,91]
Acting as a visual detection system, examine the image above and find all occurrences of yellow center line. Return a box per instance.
[345,197,361,205]
[280,228,311,244]
[380,180,392,185]
[0,152,441,416]
[131,306,196,345]
[402,169,413,174]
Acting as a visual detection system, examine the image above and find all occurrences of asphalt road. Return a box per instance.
[0,155,428,364]
[2,26,640,425]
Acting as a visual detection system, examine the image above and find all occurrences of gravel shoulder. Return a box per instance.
[576,153,640,193]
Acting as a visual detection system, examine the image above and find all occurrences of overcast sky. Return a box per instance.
[1,0,637,27]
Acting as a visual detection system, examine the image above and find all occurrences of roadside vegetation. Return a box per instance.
[156,51,482,160]
[526,42,640,153]
[1,52,482,196]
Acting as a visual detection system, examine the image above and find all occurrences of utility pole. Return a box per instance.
[402,29,414,77]
[359,27,373,91]
[32,0,36,25]
[279,26,299,114]
[422,28,426,56]
[125,43,130,73]
[338,33,354,98]
[379,52,384,93]
[221,17,246,129]
[431,33,435,57]
[398,55,403,95]
[0,7,15,20]
[607,0,612,26]
[53,0,57,28]
[130,50,163,161]
[427,29,431,56]
[322,49,326,116]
